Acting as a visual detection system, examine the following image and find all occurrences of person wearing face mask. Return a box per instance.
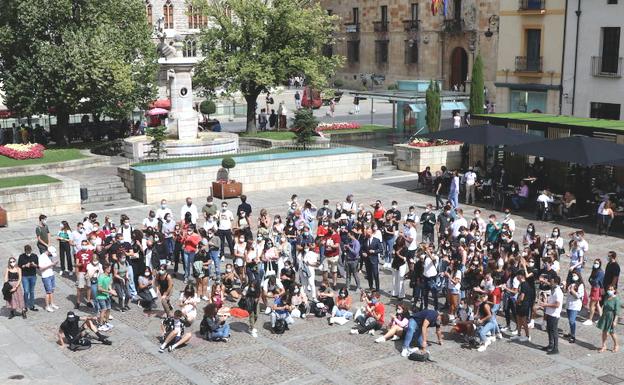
[350,291,385,335]
[182,228,201,283]
[96,263,116,331]
[584,259,605,326]
[216,202,235,257]
[300,244,319,300]
[563,272,585,343]
[201,196,217,219]
[523,223,537,247]
[137,267,157,312]
[155,199,173,223]
[472,209,486,234]
[596,285,620,353]
[376,303,409,343]
[70,222,87,261]
[4,257,26,319]
[538,275,563,355]
[221,263,241,300]
[180,197,198,225]
[74,240,94,310]
[57,221,73,276]
[485,214,501,244]
[361,227,383,292]
[316,199,333,220]
[548,227,564,255]
[112,254,131,312]
[420,204,436,245]
[329,288,353,325]
[241,280,261,337]
[86,256,103,314]
[142,210,158,231]
[289,283,309,318]
[35,214,50,253]
[437,206,453,240]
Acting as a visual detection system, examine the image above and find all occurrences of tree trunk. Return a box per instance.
[244,93,259,134]
[52,107,69,145]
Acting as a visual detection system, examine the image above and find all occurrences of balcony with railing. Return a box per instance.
[373,21,389,33]
[403,19,419,32]
[443,19,464,34]
[592,56,623,78]
[344,22,360,33]
[519,0,546,11]
[515,56,543,72]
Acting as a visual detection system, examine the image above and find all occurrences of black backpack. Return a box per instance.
[273,318,288,334]
[408,350,433,362]
[310,301,328,318]
[69,338,92,351]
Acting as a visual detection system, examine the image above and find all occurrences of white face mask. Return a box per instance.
[593,263,600,269]
[572,275,579,282]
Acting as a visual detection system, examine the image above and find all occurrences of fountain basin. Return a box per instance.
[123,131,239,161]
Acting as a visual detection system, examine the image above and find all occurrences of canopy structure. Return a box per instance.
[504,135,624,166]
[146,107,169,116]
[416,124,542,146]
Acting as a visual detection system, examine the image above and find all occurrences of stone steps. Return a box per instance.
[372,153,397,174]
[60,165,139,207]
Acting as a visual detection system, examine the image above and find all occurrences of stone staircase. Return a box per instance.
[372,152,397,175]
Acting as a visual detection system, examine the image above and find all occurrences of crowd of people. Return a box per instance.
[3,191,622,357]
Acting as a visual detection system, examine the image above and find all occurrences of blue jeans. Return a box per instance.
[127,265,137,297]
[449,192,459,208]
[383,238,395,264]
[333,308,353,319]
[209,250,221,278]
[210,324,230,340]
[165,238,174,259]
[90,283,100,313]
[183,251,195,280]
[478,318,498,343]
[567,309,578,337]
[403,318,423,349]
[22,275,36,309]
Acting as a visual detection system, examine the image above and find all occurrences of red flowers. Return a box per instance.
[408,139,462,148]
[316,122,361,131]
[0,143,45,159]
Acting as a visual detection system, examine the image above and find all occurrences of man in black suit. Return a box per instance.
[361,228,383,291]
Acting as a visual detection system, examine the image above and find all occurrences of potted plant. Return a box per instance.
[212,156,242,199]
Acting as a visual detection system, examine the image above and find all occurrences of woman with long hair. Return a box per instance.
[57,221,73,276]
[563,271,585,343]
[597,285,620,352]
[375,303,409,343]
[3,257,26,319]
[584,259,605,326]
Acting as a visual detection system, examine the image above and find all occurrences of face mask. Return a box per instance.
[304,248,310,253]
[222,206,227,211]
[527,227,533,232]
[511,247,516,252]
[475,214,480,219]
[187,231,193,236]
[293,289,300,294]
[392,205,397,209]
[144,272,150,277]
[607,290,615,297]
[78,228,84,233]
[593,263,600,269]
[41,219,47,225]
[91,261,98,266]
[497,259,504,268]
[226,268,232,273]
[93,227,99,232]
[469,245,475,251]
[528,262,535,267]
[9,261,16,267]
[425,208,431,213]
[161,204,167,209]
[239,237,245,242]
[552,232,559,237]
[158,270,166,275]
[371,298,378,304]
[323,204,328,208]
[110,232,116,237]
[154,237,160,242]
[445,243,450,247]
[120,258,126,263]
[397,309,403,314]
[572,275,579,282]
[489,245,494,250]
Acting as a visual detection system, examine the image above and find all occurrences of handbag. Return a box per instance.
[2,282,12,302]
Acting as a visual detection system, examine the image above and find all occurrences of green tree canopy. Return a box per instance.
[0,0,157,144]
[193,0,344,133]
[470,54,484,115]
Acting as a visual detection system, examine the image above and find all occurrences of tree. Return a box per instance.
[470,54,485,115]
[199,100,216,121]
[0,0,157,144]
[292,109,318,149]
[426,80,441,132]
[146,126,168,161]
[193,0,344,134]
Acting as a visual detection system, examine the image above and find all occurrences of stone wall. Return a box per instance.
[394,143,462,172]
[2,152,109,178]
[0,174,81,222]
[119,151,373,204]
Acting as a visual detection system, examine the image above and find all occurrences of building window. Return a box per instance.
[590,102,621,120]
[516,29,542,72]
[146,2,153,26]
[411,3,418,20]
[163,0,174,29]
[347,40,360,63]
[405,40,418,64]
[322,44,333,58]
[352,7,359,24]
[183,38,197,57]
[608,0,617,4]
[600,27,621,74]
[510,90,546,113]
[375,40,389,64]
[188,5,207,29]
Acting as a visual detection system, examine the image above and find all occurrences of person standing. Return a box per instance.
[38,246,59,312]
[420,204,436,244]
[96,264,115,332]
[453,112,461,128]
[361,228,382,291]
[217,201,235,257]
[258,108,268,131]
[596,285,620,353]
[180,197,198,226]
[182,228,201,283]
[353,96,360,114]
[57,221,73,276]
[463,167,477,205]
[268,109,277,130]
[294,91,301,109]
[74,240,94,309]
[35,214,50,253]
[4,257,26,319]
[448,171,460,209]
[344,231,361,291]
[603,251,620,290]
[18,245,38,312]
[539,275,563,355]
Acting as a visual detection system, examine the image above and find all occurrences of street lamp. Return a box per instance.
[485,15,499,38]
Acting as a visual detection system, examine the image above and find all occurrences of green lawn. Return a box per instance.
[239,131,296,140]
[326,124,392,135]
[132,148,293,167]
[0,175,60,189]
[483,113,624,130]
[0,148,87,168]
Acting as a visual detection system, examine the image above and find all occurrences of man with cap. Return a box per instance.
[38,246,59,312]
[58,311,111,350]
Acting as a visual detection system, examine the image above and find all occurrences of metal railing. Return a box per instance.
[591,56,623,78]
[403,19,419,32]
[443,19,464,34]
[373,21,389,33]
[519,0,546,10]
[344,23,360,33]
[515,56,543,72]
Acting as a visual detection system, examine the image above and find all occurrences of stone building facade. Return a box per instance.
[319,0,500,99]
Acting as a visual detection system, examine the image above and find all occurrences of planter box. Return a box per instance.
[211,181,243,199]
[393,143,462,172]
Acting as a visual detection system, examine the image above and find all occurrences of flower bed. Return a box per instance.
[408,138,461,148]
[316,122,361,131]
[0,143,45,160]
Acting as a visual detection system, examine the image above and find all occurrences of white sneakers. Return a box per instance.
[390,335,400,341]
[401,348,410,357]
[496,333,503,339]
[582,319,593,326]
[201,296,209,301]
[368,329,375,336]
[51,304,59,310]
[264,307,272,315]
[45,306,53,312]
[375,336,386,343]
[250,328,258,338]
[349,329,359,335]
[528,320,535,329]
[477,339,491,352]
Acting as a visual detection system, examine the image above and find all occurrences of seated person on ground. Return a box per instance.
[159,310,191,353]
[57,311,111,350]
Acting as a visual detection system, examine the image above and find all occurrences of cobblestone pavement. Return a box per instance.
[1,171,623,385]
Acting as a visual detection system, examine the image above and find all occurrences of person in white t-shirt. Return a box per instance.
[142,210,159,230]
[453,112,461,128]
[539,275,563,354]
[39,246,59,312]
[180,197,199,225]
[502,209,516,235]
[463,167,477,205]
[216,202,235,256]
[450,208,468,239]
[472,209,486,234]
[155,199,173,222]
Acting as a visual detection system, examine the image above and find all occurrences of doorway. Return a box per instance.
[450,47,468,91]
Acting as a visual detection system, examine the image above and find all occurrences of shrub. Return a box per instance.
[146,126,168,161]
[221,156,236,169]
[333,79,344,89]
[200,100,217,117]
[292,109,319,149]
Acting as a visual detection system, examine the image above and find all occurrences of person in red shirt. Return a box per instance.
[350,290,385,335]
[89,221,106,246]
[371,200,386,226]
[322,225,341,288]
[182,228,201,283]
[75,239,94,309]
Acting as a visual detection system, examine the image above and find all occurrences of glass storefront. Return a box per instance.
[510,90,547,113]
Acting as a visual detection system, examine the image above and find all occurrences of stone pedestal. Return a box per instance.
[161,58,198,140]
[393,143,462,172]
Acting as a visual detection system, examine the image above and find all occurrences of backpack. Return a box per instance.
[273,318,288,334]
[408,350,433,362]
[310,301,327,317]
[69,338,92,351]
